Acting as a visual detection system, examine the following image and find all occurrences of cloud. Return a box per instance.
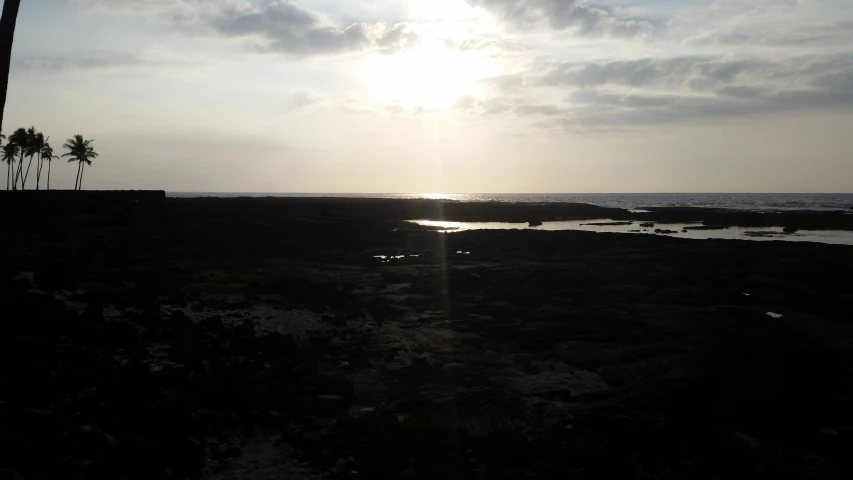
[555,83,853,128]
[686,20,853,47]
[375,22,421,54]
[211,2,417,55]
[513,103,564,116]
[454,94,478,110]
[73,0,219,18]
[445,36,527,54]
[466,0,655,37]
[286,91,325,109]
[78,0,419,56]
[12,53,189,72]
[480,73,525,91]
[467,52,853,127]
[71,0,853,130]
[526,54,851,92]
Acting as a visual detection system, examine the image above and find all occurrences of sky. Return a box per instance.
[4,0,853,193]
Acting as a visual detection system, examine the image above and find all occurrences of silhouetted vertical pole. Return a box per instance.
[0,0,22,136]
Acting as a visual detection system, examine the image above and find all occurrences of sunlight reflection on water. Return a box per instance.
[412,193,459,200]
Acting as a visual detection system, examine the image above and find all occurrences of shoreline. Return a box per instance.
[165,191,853,213]
[1,192,850,230]
[164,196,853,230]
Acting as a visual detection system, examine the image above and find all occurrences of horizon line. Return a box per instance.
[165,191,853,195]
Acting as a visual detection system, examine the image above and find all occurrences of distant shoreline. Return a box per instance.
[165,192,853,214]
[2,192,851,236]
[166,191,853,196]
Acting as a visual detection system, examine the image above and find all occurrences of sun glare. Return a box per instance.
[416,193,458,200]
[361,40,496,111]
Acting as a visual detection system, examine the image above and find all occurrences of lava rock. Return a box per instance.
[581,221,632,226]
[105,321,141,347]
[170,310,193,329]
[684,225,728,230]
[34,262,76,292]
[312,375,356,400]
[314,395,351,415]
[322,314,347,326]
[199,315,225,335]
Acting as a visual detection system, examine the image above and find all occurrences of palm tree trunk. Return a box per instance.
[6,161,10,190]
[14,152,22,189]
[35,154,41,190]
[47,160,50,190]
[0,0,21,136]
[75,161,82,190]
[78,162,86,190]
[22,155,33,188]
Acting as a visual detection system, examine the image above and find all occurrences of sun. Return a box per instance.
[361,40,497,111]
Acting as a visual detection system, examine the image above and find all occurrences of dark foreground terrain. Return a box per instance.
[1,197,853,479]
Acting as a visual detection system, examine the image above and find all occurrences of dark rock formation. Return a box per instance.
[321,314,347,326]
[581,221,633,226]
[684,225,729,230]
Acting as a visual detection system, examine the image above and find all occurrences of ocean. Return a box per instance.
[167,192,853,213]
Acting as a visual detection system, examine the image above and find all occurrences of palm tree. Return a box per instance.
[40,142,57,190]
[77,145,97,190]
[21,126,39,189]
[2,141,17,190]
[62,134,98,190]
[8,127,26,190]
[0,0,22,135]
[31,132,47,190]
[1,131,9,189]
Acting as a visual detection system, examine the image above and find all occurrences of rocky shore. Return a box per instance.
[1,197,852,479]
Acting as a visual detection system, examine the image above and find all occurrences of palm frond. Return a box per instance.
[2,143,18,163]
[9,128,27,146]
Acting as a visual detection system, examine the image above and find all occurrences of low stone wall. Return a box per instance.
[0,190,165,217]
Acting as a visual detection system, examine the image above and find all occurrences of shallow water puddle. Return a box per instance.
[409,219,853,245]
[374,254,418,263]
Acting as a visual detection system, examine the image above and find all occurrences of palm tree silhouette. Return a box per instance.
[31,131,47,190]
[20,126,39,189]
[0,0,21,135]
[63,134,98,190]
[2,141,17,191]
[40,142,58,190]
[9,127,26,190]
